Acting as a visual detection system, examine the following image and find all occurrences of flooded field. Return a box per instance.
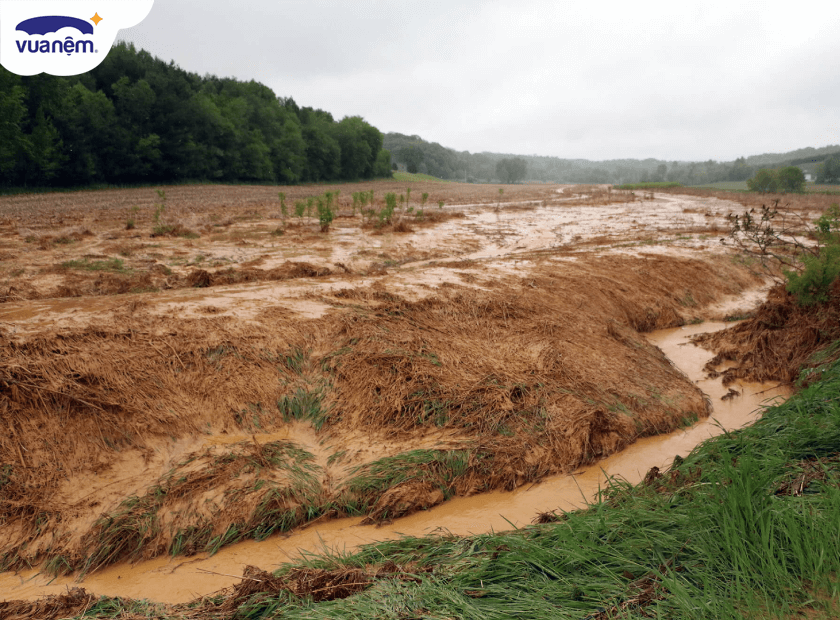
[0,181,818,604]
[0,320,790,603]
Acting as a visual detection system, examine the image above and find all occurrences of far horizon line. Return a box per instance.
[384,131,840,165]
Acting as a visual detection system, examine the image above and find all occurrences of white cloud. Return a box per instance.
[116,0,840,161]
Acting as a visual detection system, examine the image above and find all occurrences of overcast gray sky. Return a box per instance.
[117,0,840,162]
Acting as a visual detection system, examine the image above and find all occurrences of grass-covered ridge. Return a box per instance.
[11,351,840,619]
[391,171,451,183]
[614,181,683,190]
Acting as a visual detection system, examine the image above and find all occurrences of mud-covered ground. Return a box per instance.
[0,181,825,598]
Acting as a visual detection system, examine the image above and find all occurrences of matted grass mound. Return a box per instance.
[693,279,840,385]
[0,254,759,575]
[7,351,840,619]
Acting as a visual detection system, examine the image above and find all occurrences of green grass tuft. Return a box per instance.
[59,257,130,273]
[276,386,330,430]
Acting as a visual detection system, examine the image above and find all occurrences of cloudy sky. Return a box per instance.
[117,0,840,162]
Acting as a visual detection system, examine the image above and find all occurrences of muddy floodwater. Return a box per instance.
[0,321,789,604]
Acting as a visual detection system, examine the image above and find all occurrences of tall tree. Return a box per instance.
[777,166,806,193]
[0,43,392,188]
[817,155,840,184]
[496,157,527,183]
[397,145,424,173]
[0,69,30,184]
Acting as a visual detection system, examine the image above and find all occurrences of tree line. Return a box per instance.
[384,132,840,186]
[0,42,392,188]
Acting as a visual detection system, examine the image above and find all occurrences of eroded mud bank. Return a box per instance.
[0,182,787,603]
[0,318,789,603]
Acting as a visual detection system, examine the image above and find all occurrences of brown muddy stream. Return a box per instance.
[0,321,789,604]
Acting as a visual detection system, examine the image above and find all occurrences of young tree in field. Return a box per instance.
[726,201,840,305]
[278,192,287,219]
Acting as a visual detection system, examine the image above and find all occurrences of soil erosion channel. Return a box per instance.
[0,320,788,604]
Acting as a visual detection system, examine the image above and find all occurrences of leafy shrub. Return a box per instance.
[785,244,840,305]
[379,193,397,225]
[316,196,334,232]
[785,204,840,305]
[746,169,780,193]
[747,167,805,193]
[777,166,806,192]
[727,201,840,305]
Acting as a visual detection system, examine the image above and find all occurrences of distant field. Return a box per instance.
[614,182,682,190]
[690,181,840,194]
[690,181,749,191]
[391,171,451,183]
[808,184,840,194]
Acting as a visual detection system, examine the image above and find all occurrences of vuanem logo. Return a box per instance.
[15,15,98,56]
[1,1,154,76]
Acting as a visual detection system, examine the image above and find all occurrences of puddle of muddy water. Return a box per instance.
[0,321,789,604]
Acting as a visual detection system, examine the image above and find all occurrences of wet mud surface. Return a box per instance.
[0,181,802,603]
[0,321,789,603]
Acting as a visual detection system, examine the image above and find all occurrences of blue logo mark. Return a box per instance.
[15,16,96,56]
[16,16,94,36]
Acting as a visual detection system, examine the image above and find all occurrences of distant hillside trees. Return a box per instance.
[747,167,806,193]
[396,145,424,173]
[817,154,840,184]
[496,157,527,183]
[381,132,834,186]
[385,133,460,178]
[0,43,391,188]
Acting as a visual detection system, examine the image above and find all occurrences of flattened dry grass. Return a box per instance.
[202,355,840,618]
[0,253,760,572]
[338,449,472,521]
[17,352,840,619]
[77,440,323,575]
[694,280,840,385]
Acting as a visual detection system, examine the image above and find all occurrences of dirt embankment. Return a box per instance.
[693,279,840,385]
[0,251,760,576]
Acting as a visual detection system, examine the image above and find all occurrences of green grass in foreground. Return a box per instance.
[391,171,451,183]
[54,355,840,619]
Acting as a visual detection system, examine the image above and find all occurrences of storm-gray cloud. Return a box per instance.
[117,0,840,161]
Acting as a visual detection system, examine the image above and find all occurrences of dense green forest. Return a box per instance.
[0,43,392,188]
[385,132,840,185]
